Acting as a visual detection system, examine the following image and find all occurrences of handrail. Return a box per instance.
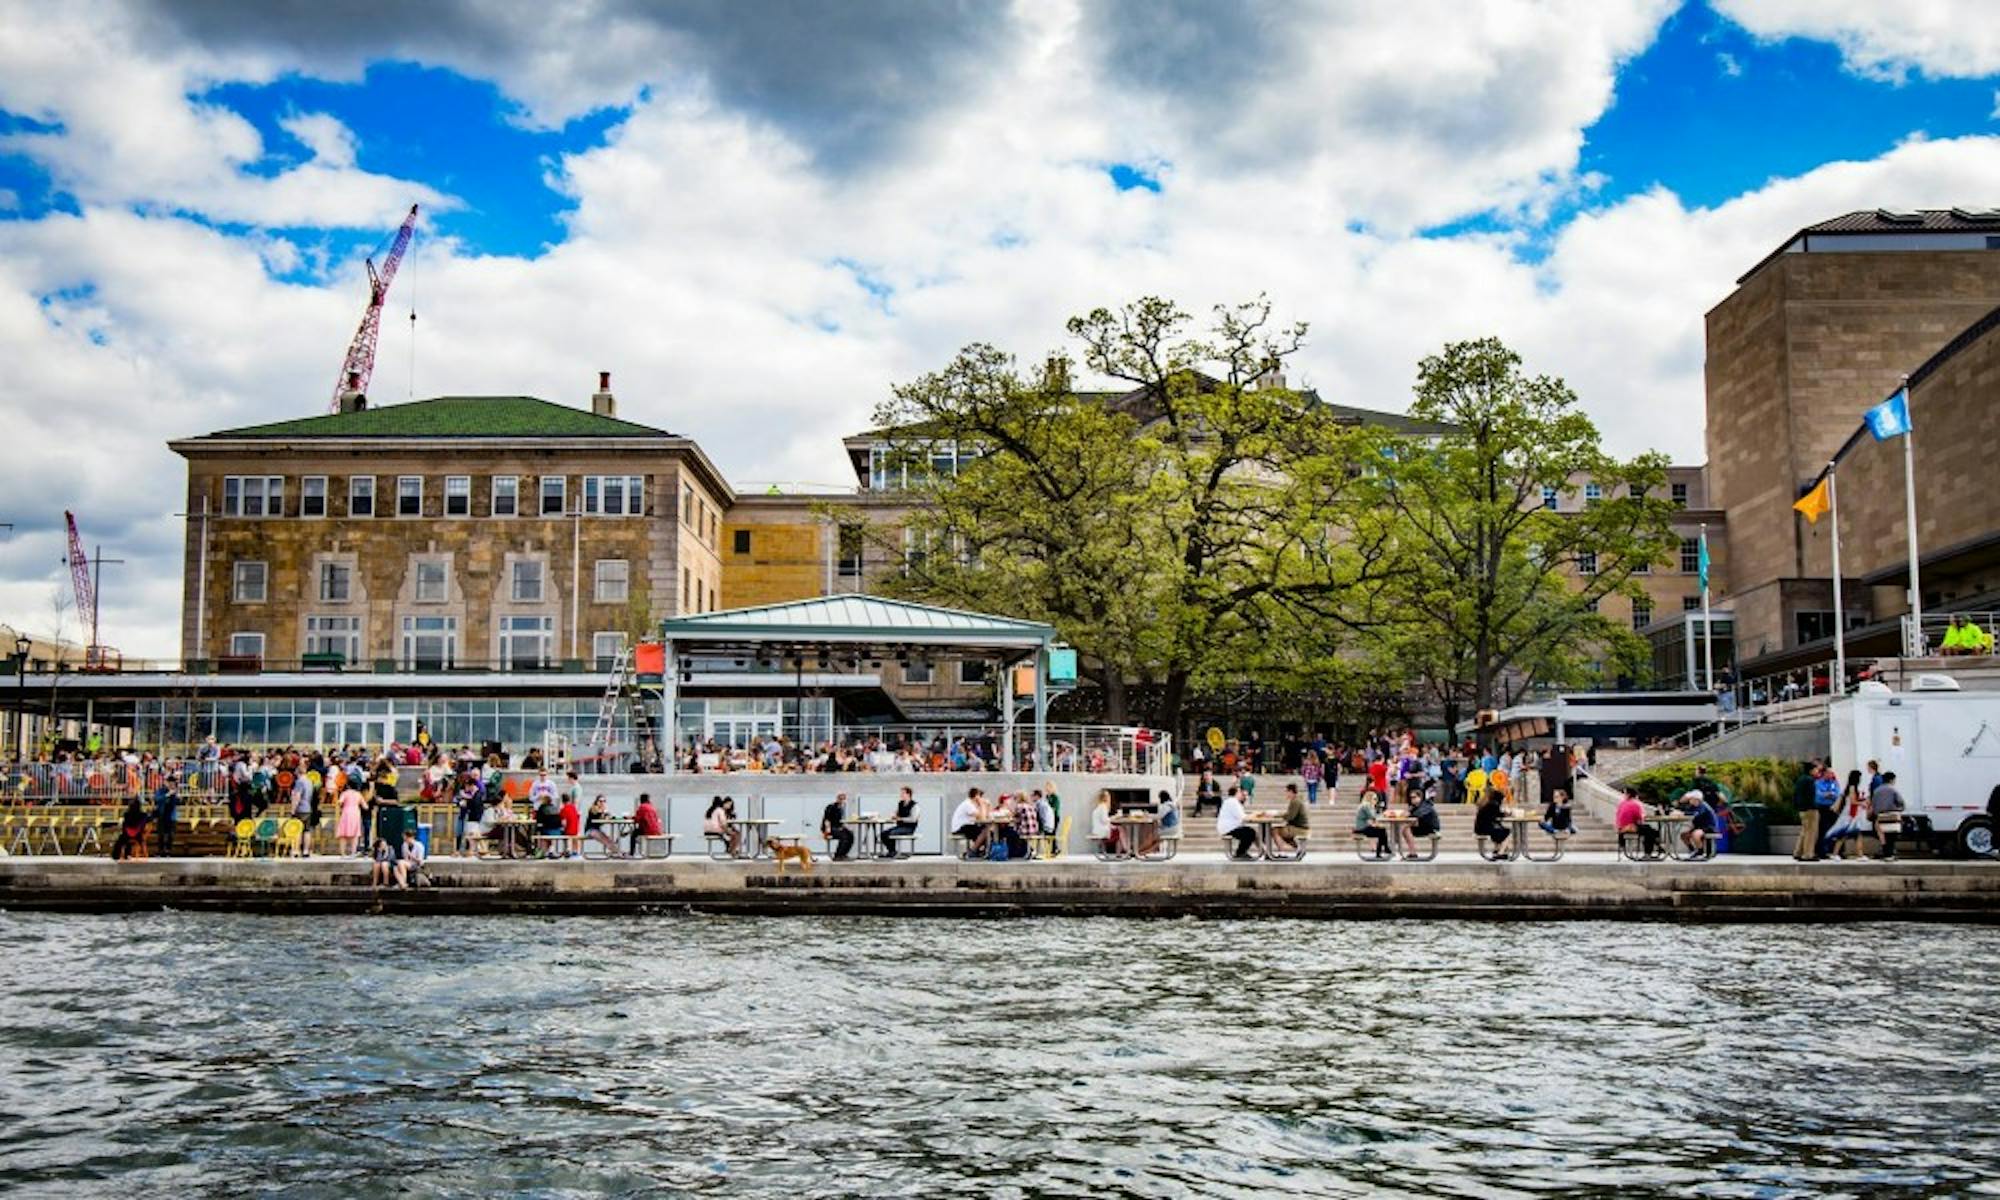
[1900,611,2000,658]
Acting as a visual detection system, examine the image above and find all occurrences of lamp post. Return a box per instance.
[15,633,30,762]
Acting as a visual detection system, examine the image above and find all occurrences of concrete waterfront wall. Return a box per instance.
[579,771,1170,856]
[4,857,1997,923]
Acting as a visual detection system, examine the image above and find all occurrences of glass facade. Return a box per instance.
[132,696,652,755]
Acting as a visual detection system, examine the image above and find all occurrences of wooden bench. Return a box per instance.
[1402,831,1442,863]
[704,832,736,860]
[1352,830,1393,861]
[1264,832,1308,862]
[634,833,675,860]
[883,829,918,859]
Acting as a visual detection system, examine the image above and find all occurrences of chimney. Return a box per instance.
[592,370,616,417]
[338,370,368,414]
[1254,360,1287,392]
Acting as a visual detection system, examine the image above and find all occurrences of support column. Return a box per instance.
[660,639,678,765]
[1033,641,1048,774]
[999,658,1015,772]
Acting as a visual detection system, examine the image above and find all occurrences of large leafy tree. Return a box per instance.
[867,297,1383,730]
[1363,337,1677,735]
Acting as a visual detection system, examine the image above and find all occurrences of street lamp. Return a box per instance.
[14,633,29,762]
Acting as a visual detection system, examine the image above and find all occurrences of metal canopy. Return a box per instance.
[655,595,1056,770]
[657,595,1055,651]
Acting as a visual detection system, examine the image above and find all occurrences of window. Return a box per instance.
[1583,597,1599,614]
[581,475,646,516]
[349,476,375,517]
[904,659,933,684]
[318,562,351,602]
[1680,537,1701,573]
[397,475,423,517]
[1633,559,1650,575]
[228,632,265,659]
[222,475,283,517]
[1541,485,1558,511]
[1632,600,1653,630]
[445,476,470,517]
[1671,482,1689,508]
[1577,551,1597,575]
[500,615,554,669]
[1682,596,1702,612]
[414,561,448,603]
[592,632,626,672]
[682,484,695,524]
[304,614,362,663]
[710,584,717,612]
[511,560,544,602]
[733,529,751,554]
[959,660,992,685]
[1584,482,1602,507]
[681,568,690,612]
[541,476,566,515]
[301,476,327,518]
[232,561,267,602]
[594,559,629,604]
[401,615,457,669]
[492,476,518,517]
[838,524,864,579]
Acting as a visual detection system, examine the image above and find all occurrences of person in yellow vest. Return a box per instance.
[1970,622,1996,656]
[1463,765,1488,805]
[1942,616,1972,655]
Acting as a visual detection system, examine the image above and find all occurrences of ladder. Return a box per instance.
[587,649,661,768]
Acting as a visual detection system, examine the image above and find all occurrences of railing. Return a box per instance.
[671,724,1175,777]
[1900,611,2000,658]
[0,760,233,803]
[1606,655,1877,779]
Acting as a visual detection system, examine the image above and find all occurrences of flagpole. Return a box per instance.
[1828,464,1845,696]
[1899,376,1923,656]
[1700,522,1714,693]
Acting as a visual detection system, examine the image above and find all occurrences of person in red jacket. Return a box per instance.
[558,793,582,859]
[628,794,663,857]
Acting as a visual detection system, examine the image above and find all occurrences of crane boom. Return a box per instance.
[63,510,93,646]
[329,203,419,412]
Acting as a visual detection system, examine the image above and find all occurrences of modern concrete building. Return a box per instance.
[1704,208,2000,667]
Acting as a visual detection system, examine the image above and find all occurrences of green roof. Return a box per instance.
[201,396,672,439]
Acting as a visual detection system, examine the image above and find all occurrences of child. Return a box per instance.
[370,838,395,887]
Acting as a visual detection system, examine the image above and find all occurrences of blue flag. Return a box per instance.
[1865,389,1911,440]
[1698,531,1710,592]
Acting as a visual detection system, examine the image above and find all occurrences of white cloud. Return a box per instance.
[1715,0,2000,80]
[1,0,1996,660]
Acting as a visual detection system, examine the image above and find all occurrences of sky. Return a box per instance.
[2,0,1999,658]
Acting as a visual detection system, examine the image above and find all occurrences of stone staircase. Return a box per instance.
[1172,772,1618,856]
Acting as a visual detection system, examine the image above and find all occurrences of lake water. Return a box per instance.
[1,912,1997,1198]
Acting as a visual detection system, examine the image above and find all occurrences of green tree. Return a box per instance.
[1364,337,1677,736]
[867,296,1382,731]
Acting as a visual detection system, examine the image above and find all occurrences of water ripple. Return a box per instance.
[0,913,1995,1197]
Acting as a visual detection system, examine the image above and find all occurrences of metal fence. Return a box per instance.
[1,760,232,804]
[665,724,1175,777]
[1901,611,2000,658]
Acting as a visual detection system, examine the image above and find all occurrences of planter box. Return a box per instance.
[1769,825,1801,857]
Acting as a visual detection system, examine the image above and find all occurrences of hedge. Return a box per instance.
[1621,757,1808,824]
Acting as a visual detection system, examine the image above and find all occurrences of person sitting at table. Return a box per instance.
[952,788,990,857]
[486,796,523,858]
[1354,788,1389,859]
[881,786,919,857]
[1088,789,1116,855]
[1148,791,1180,854]
[1003,790,1037,859]
[583,795,625,858]
[1612,787,1659,857]
[629,793,664,857]
[821,792,856,861]
[1404,787,1440,858]
[533,791,564,858]
[703,796,741,857]
[1473,787,1510,855]
[1218,786,1258,861]
[1540,789,1575,839]
[1682,788,1719,857]
[1274,783,1309,854]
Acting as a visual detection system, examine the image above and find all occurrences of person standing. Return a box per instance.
[1300,752,1323,806]
[288,768,314,857]
[1811,764,1841,859]
[335,779,365,857]
[1793,761,1824,862]
[153,773,180,858]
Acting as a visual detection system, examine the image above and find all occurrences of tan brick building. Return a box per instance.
[1704,209,2000,664]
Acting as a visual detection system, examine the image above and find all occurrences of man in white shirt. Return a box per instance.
[950,788,989,857]
[395,829,428,888]
[1218,787,1258,860]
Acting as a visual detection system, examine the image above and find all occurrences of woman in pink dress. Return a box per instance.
[335,785,366,856]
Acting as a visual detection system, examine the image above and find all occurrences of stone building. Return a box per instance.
[1704,209,2000,666]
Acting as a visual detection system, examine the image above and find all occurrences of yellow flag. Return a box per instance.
[1793,476,1830,524]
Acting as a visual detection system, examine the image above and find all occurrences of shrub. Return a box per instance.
[1622,758,1806,824]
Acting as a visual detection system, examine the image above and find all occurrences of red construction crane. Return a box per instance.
[330,202,419,412]
[63,511,121,669]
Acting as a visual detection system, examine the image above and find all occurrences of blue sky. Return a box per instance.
[2,0,1998,654]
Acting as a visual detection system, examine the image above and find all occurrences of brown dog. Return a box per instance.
[770,840,814,873]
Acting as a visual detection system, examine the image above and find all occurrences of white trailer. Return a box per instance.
[1827,679,2000,856]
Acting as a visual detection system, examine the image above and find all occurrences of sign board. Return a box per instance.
[1048,646,1078,684]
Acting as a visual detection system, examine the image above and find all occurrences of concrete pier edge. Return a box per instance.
[3,856,1998,922]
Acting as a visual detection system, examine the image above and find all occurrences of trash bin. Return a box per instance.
[414,825,431,856]
[372,803,408,848]
[1730,801,1770,855]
